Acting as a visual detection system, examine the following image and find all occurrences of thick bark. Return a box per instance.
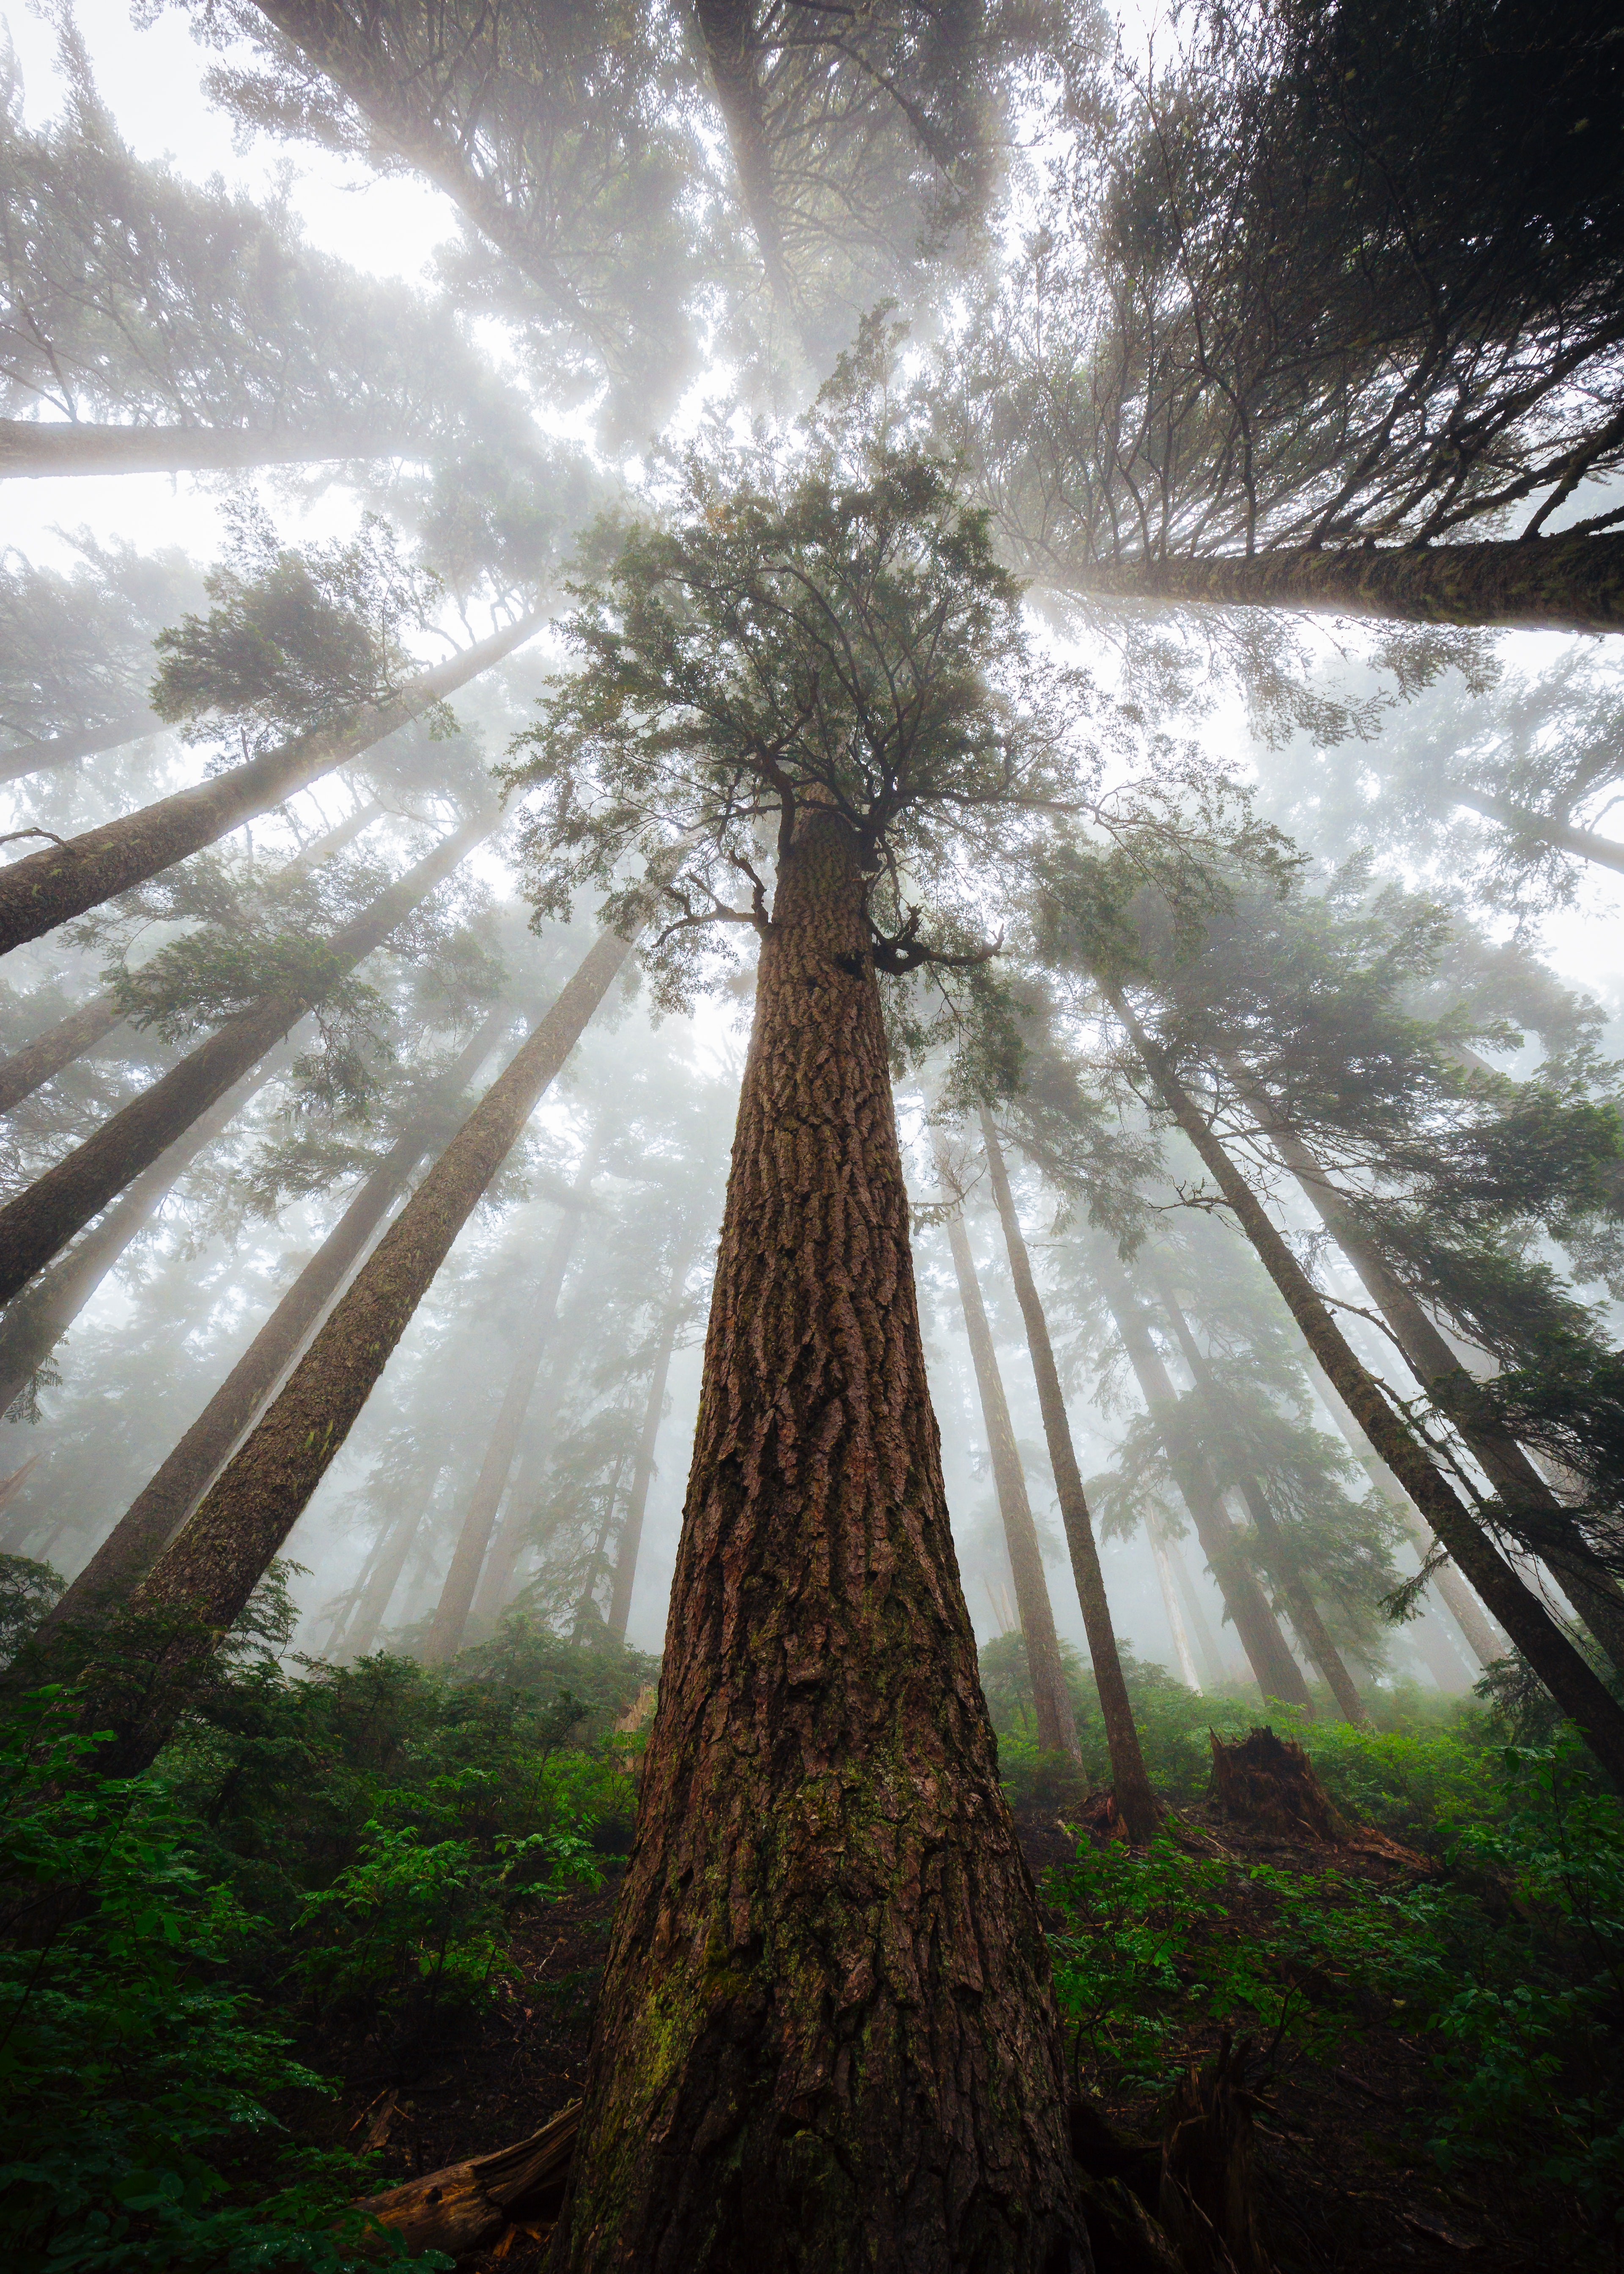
[1452,787,1624,876]
[1247,1088,1624,1675]
[1097,1250,1311,1707]
[36,1006,510,1645]
[605,1237,697,1647]
[422,1142,599,1666]
[0,711,163,783]
[1075,531,1624,634]
[941,1187,1082,1762]
[0,417,416,481]
[553,810,1088,2272]
[980,1113,1157,1833]
[91,920,636,1763]
[0,797,381,1118]
[328,1463,443,1658]
[1109,986,1624,1789]
[0,821,484,1307]
[0,610,537,957]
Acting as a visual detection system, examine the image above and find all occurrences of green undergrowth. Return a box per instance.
[0,1613,654,2274]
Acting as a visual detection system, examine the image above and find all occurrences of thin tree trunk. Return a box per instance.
[1097,1248,1312,1706]
[0,417,418,481]
[0,610,537,956]
[1074,530,1624,634]
[466,1387,565,1631]
[1451,787,1624,875]
[1244,1082,1624,1673]
[939,1177,1081,1762]
[1164,1527,1232,1688]
[0,819,486,1307]
[35,1006,510,1646]
[0,797,382,1117]
[0,711,163,783]
[552,809,1086,2271]
[88,918,639,1766]
[1107,984,1624,1788]
[1148,1520,1202,1688]
[980,1112,1156,1830]
[605,1236,698,1647]
[422,1137,600,1666]
[328,1464,444,1659]
[572,1453,629,1637]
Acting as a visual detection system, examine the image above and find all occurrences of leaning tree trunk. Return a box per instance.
[980,1112,1158,1833]
[1073,530,1624,634]
[0,711,163,784]
[605,1234,699,1646]
[326,1463,444,1658]
[84,919,639,1770]
[0,417,418,481]
[1245,1083,1624,1675]
[0,798,382,1117]
[422,1137,600,1666]
[940,1176,1081,1763]
[1107,984,1624,1789]
[0,820,485,1307]
[0,610,537,957]
[551,807,1088,2272]
[1451,788,1624,876]
[1097,1249,1312,1708]
[33,1005,511,1650]
[693,0,798,316]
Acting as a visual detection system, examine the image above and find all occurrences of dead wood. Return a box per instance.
[1209,1727,1431,1867]
[351,2099,579,2258]
[1159,2034,1275,2274]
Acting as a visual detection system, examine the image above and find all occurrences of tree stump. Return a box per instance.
[1208,1727,1351,1843]
[1158,2034,1274,2274]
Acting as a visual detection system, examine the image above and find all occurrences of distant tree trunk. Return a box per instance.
[1244,1083,1624,1674]
[0,610,537,957]
[328,1464,444,1659]
[0,798,381,1117]
[1097,1249,1311,1707]
[86,920,638,1768]
[1147,1520,1202,1688]
[552,809,1086,2272]
[605,1236,698,1646]
[33,1006,510,1648]
[0,711,163,784]
[0,820,486,1307]
[1451,787,1624,876]
[980,1112,1156,1831]
[1075,530,1624,634]
[1142,1255,1369,1726]
[421,1138,600,1666]
[1163,1527,1232,1688]
[467,1395,567,1630]
[0,417,418,481]
[572,1452,630,1637]
[1108,984,1624,1789]
[692,0,798,314]
[940,1179,1081,1763]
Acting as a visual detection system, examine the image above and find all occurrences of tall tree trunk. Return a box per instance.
[552,809,1087,2272]
[0,820,486,1307]
[1107,984,1624,1788]
[34,1006,510,1648]
[0,610,537,956]
[467,1395,567,1631]
[939,1175,1081,1762]
[0,797,382,1117]
[980,1112,1157,1832]
[1142,1255,1369,1725]
[1451,787,1624,876]
[1148,1520,1202,1688]
[1163,1527,1232,1688]
[87,919,638,1767]
[0,711,163,784]
[605,1235,698,1647]
[1097,1249,1312,1707]
[0,1053,285,1423]
[0,417,417,481]
[572,1452,630,1637]
[422,1137,600,1666]
[692,0,798,315]
[1243,1083,1624,1673]
[328,1464,444,1658]
[1074,530,1624,634]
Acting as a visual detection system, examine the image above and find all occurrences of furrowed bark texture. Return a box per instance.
[1097,1250,1311,1708]
[553,810,1088,2273]
[0,610,536,956]
[1248,1088,1624,1675]
[0,711,162,784]
[94,923,635,1767]
[328,1463,443,1657]
[1111,988,1624,1788]
[0,821,483,1307]
[606,1238,697,1646]
[0,417,414,481]
[981,1114,1158,1833]
[1075,531,1624,634]
[422,1142,598,1666]
[38,1007,510,1643]
[941,1187,1081,1763]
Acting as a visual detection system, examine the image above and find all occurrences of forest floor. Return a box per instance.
[279,1807,1574,2274]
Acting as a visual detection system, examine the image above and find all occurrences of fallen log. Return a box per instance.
[352,2100,579,2258]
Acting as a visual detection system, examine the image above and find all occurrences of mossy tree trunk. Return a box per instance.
[551,808,1088,2273]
